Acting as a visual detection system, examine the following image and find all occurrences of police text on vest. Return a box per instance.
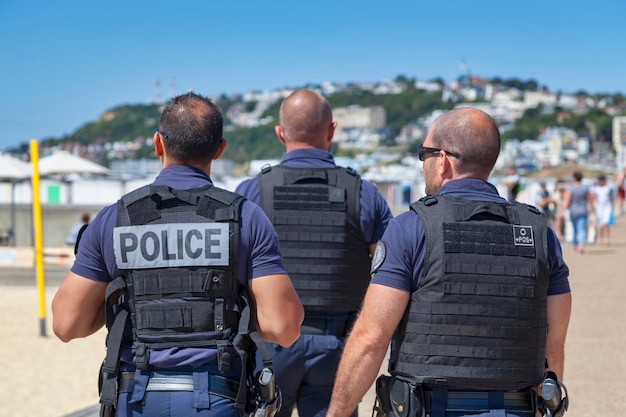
[114,223,229,268]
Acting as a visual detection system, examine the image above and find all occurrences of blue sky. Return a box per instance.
[1,0,625,152]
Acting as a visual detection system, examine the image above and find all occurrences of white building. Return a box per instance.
[524,91,557,108]
[333,105,386,129]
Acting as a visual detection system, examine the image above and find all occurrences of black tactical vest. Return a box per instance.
[390,195,549,390]
[257,165,371,313]
[111,184,244,366]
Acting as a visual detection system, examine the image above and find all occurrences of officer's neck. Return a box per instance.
[162,160,213,177]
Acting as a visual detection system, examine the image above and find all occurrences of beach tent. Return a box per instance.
[0,153,31,246]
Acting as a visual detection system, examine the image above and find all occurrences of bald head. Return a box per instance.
[428,107,501,179]
[277,89,335,150]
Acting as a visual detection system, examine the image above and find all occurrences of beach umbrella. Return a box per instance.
[38,150,109,176]
[37,151,109,204]
[0,152,31,180]
[0,153,31,246]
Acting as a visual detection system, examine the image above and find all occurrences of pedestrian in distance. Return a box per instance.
[65,212,90,248]
[52,92,304,417]
[235,88,393,417]
[590,174,614,245]
[535,180,555,228]
[551,178,568,242]
[563,171,592,254]
[327,107,572,417]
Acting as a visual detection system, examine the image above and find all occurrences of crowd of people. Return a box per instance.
[49,90,590,417]
[527,170,622,253]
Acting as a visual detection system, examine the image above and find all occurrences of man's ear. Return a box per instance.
[326,122,337,150]
[213,138,227,160]
[327,121,337,141]
[439,151,454,179]
[154,132,164,157]
[275,125,287,145]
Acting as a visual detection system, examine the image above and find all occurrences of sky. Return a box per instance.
[1,0,625,152]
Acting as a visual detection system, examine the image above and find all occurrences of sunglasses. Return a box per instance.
[418,144,461,161]
[156,129,169,139]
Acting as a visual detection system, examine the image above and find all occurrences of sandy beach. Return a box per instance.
[1,215,626,417]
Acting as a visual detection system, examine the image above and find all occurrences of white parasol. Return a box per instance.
[38,150,109,176]
[0,153,31,246]
[0,152,31,180]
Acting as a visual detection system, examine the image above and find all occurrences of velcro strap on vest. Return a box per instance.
[452,202,522,225]
[284,169,330,184]
[132,269,235,297]
[445,262,536,279]
[443,281,535,297]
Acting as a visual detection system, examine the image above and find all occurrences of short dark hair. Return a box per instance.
[573,171,583,182]
[158,92,223,164]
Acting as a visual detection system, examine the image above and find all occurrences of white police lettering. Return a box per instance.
[513,225,534,246]
[113,223,229,268]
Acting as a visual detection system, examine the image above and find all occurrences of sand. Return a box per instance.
[2,214,626,416]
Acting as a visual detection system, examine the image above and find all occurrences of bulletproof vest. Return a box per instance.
[257,165,371,313]
[390,195,549,390]
[103,184,246,370]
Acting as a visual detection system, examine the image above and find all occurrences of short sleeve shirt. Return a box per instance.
[235,148,393,244]
[371,178,570,296]
[72,165,286,285]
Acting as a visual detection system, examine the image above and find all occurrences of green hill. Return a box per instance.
[11,77,625,166]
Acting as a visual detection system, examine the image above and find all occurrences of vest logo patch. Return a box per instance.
[513,225,534,246]
[114,223,229,269]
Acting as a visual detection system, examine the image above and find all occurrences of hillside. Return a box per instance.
[10,76,625,167]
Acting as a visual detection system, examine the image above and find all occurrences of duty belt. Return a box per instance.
[118,371,240,401]
[424,388,535,414]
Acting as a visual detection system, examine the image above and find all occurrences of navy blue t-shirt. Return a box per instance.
[371,178,570,296]
[72,165,287,367]
[235,148,393,245]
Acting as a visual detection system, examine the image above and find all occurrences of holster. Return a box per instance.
[373,375,424,417]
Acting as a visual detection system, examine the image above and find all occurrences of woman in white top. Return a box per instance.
[590,175,614,245]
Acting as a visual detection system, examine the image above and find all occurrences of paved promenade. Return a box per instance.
[1,215,625,416]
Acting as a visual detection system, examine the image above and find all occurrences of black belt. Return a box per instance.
[118,371,240,401]
[424,389,534,413]
[300,316,353,336]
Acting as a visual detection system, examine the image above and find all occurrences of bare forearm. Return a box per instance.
[546,350,565,381]
[546,293,572,381]
[328,284,409,417]
[327,334,387,417]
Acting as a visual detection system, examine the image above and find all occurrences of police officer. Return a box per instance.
[52,92,304,417]
[235,89,393,417]
[327,108,572,417]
